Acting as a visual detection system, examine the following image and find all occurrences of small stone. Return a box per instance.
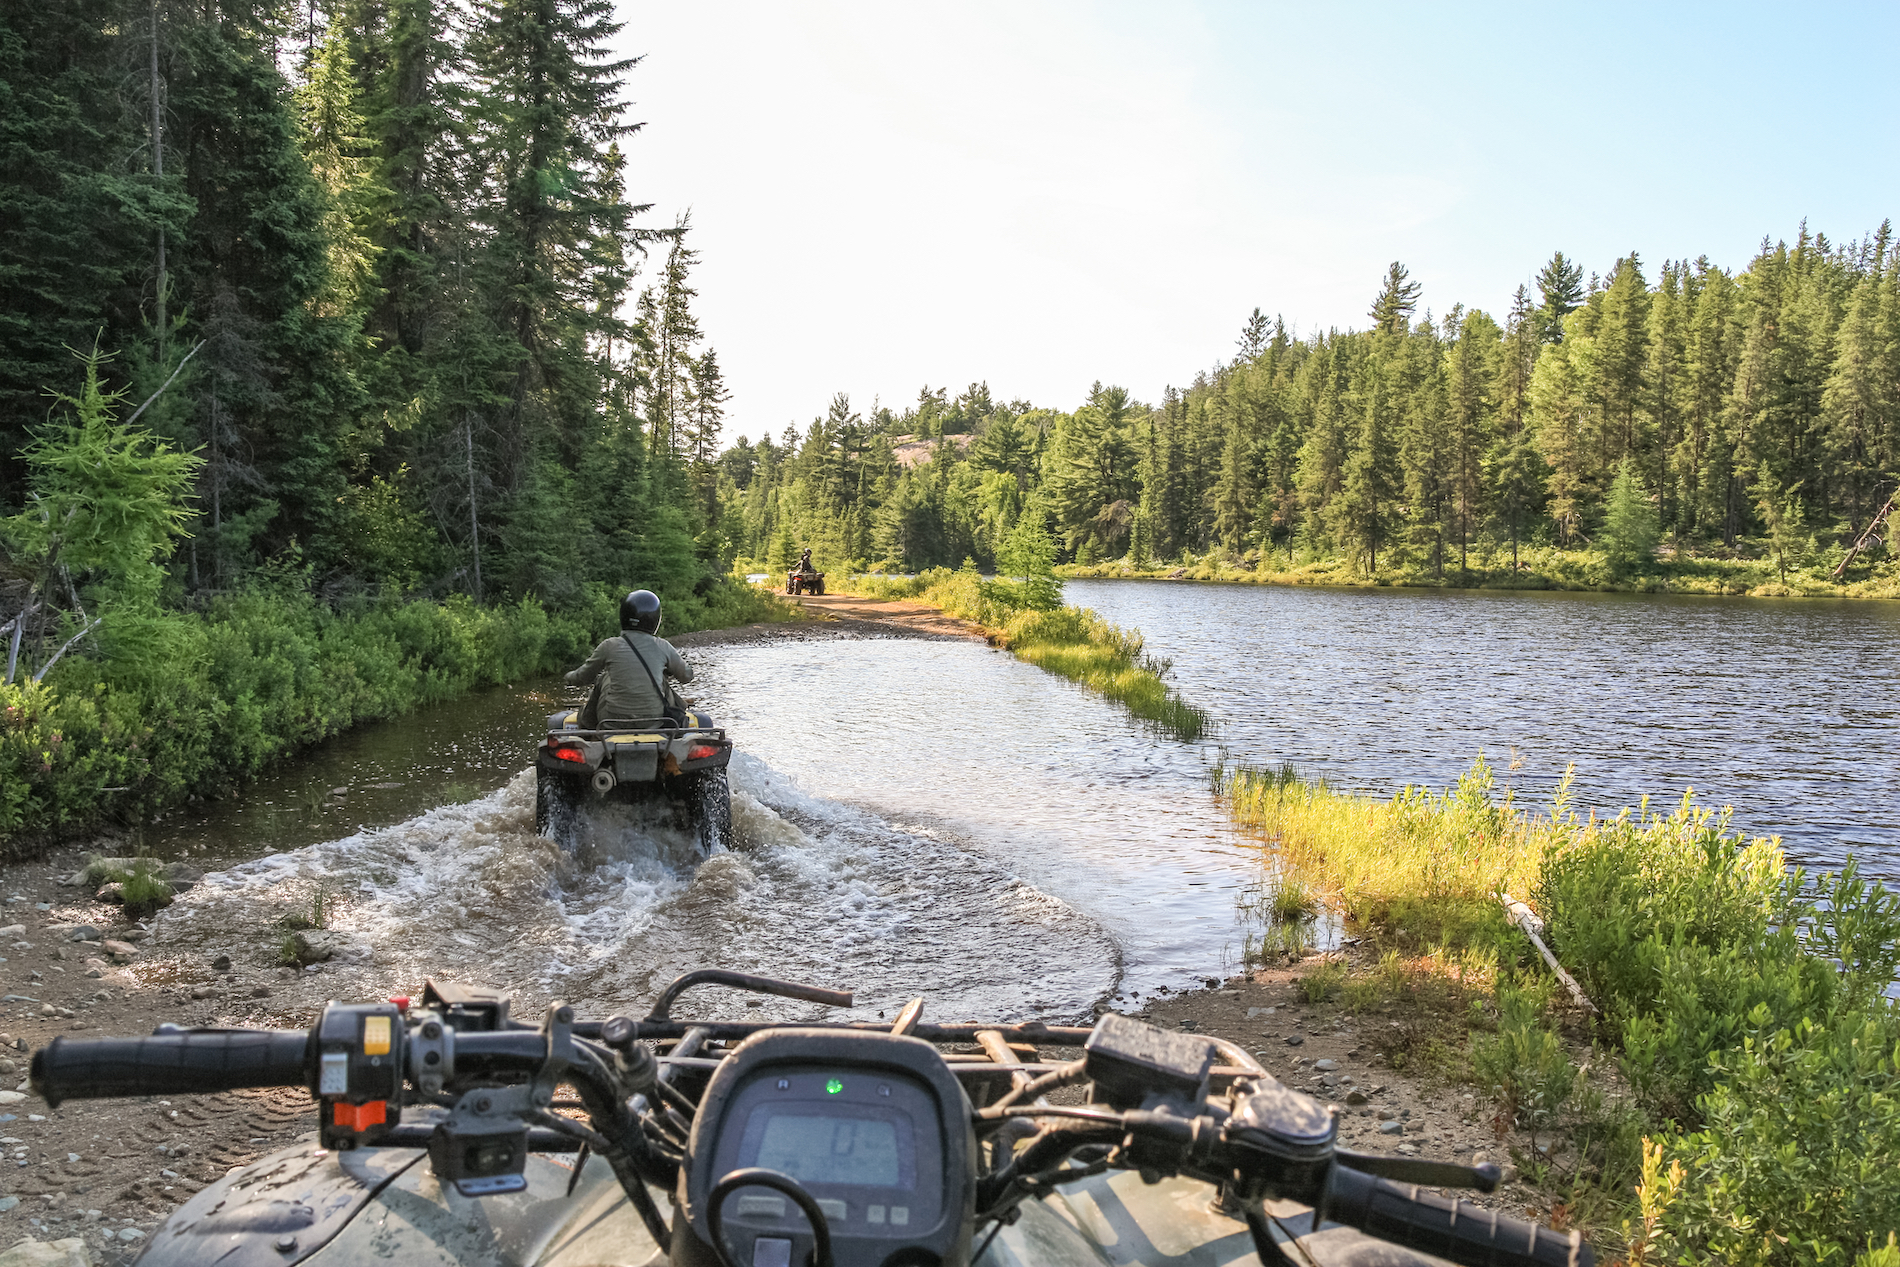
[65,1153,77,1164]
[38,1005,54,1017]
[82,959,109,979]
[249,986,271,999]
[0,1196,15,1212]
[1397,1143,1419,1155]
[0,926,23,940]
[210,954,231,971]
[1499,1163,1520,1184]
[119,929,147,943]
[1375,1107,1398,1121]
[0,1092,24,1105]
[100,940,138,963]
[330,787,348,797]
[93,884,125,906]
[1283,1034,1303,1046]
[1345,1090,1369,1105]
[66,926,101,943]
[118,1227,144,1242]
[189,986,215,1001]
[287,930,343,966]
[1312,1058,1339,1071]
[1378,1121,1402,1134]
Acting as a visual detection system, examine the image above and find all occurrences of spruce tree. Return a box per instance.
[1535,251,1584,343]
[1601,458,1660,576]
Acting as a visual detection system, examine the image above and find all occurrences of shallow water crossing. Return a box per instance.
[150,636,1262,1023]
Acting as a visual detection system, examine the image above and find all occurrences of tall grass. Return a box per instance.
[1216,757,1900,1261]
[1216,753,1537,949]
[845,567,1209,740]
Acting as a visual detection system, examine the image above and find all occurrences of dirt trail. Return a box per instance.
[673,592,986,647]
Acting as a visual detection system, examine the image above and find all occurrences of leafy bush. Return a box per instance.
[1641,1008,1900,1265]
[0,576,789,851]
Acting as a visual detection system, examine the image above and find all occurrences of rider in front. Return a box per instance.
[566,589,704,726]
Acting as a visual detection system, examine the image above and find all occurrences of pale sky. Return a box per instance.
[614,1,1900,445]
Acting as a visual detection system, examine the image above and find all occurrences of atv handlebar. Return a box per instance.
[28,990,1591,1267]
[33,1026,310,1107]
[1323,1165,1588,1267]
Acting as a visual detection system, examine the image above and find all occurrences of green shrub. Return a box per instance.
[1471,972,1577,1140]
[1659,1008,1900,1264]
[0,576,790,851]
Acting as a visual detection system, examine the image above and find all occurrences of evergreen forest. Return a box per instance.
[726,235,1900,593]
[0,0,766,844]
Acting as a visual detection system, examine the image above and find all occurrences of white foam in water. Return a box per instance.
[152,754,1118,1025]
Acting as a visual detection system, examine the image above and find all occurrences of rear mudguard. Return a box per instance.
[138,1143,1439,1267]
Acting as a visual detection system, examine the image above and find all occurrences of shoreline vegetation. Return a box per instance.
[1060,544,1900,599]
[835,564,1209,741]
[1216,756,1900,1262]
[0,580,797,856]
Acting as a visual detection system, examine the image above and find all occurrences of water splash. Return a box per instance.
[150,754,1118,1026]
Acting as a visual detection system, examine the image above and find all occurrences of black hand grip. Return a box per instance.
[31,1028,311,1107]
[1326,1165,1592,1267]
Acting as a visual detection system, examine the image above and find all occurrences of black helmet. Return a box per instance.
[620,589,662,634]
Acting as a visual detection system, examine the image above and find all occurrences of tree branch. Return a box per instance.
[31,616,101,682]
[124,338,206,426]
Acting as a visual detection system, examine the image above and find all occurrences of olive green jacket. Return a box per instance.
[565,631,693,725]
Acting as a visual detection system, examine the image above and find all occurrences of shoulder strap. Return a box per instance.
[622,632,673,713]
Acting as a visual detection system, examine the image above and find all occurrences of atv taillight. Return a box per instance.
[687,744,719,760]
[553,746,587,763]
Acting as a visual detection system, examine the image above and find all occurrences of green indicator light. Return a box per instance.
[825,1078,843,1095]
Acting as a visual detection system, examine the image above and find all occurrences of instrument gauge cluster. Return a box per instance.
[681,1030,975,1267]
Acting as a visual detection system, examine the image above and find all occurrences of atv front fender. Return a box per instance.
[137,1138,664,1267]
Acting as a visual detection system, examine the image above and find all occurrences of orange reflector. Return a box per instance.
[687,745,719,761]
[554,747,587,763]
[389,996,410,1011]
[363,1016,392,1056]
[332,1100,386,1131]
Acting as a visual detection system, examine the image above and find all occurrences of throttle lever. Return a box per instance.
[1334,1148,1501,1192]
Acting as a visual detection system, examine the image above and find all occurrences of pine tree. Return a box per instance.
[1601,457,1660,576]
[1236,307,1271,361]
[1369,262,1422,336]
[1536,250,1584,344]
[467,0,641,470]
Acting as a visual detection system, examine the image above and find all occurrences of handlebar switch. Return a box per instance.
[315,1001,406,1150]
[406,1012,456,1096]
[1223,1082,1338,1204]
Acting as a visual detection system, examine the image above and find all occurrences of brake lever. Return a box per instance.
[1332,1148,1501,1192]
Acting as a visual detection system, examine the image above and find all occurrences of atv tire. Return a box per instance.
[536,768,584,844]
[693,767,732,855]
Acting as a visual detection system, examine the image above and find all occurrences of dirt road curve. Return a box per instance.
[673,592,986,648]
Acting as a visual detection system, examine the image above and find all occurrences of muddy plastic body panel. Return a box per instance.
[136,1141,1448,1267]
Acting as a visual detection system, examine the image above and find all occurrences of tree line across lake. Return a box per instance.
[725,232,1900,590]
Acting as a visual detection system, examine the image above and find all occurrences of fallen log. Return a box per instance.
[1501,892,1597,1015]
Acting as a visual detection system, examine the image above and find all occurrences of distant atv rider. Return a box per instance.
[796,546,813,573]
[566,590,705,729]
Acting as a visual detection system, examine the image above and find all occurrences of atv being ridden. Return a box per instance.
[535,709,733,855]
[785,564,825,595]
